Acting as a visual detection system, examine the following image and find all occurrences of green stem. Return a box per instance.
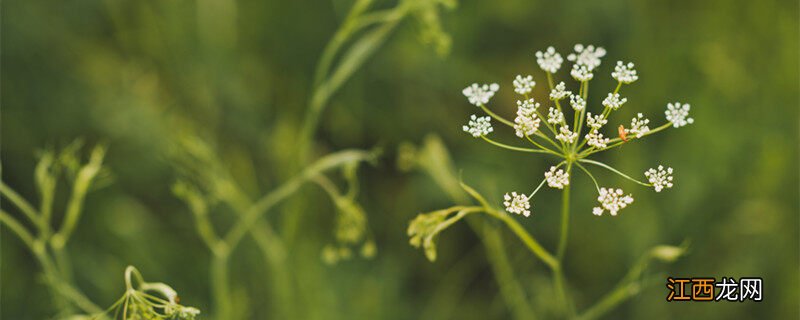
[485,208,558,270]
[479,104,514,127]
[555,162,575,316]
[479,221,538,320]
[211,254,234,320]
[481,136,559,156]
[0,210,35,250]
[578,159,650,187]
[575,163,601,193]
[225,149,374,249]
[0,182,41,227]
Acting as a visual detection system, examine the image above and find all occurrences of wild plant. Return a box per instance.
[0,142,197,319]
[407,44,693,319]
[169,0,456,318]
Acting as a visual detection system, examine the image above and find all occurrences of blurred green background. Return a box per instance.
[2,0,798,319]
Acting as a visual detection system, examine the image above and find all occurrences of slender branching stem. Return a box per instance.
[578,159,650,187]
[481,136,560,156]
[0,181,41,227]
[575,163,601,193]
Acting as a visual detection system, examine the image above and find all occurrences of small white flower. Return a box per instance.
[602,93,627,110]
[567,44,606,70]
[517,98,540,114]
[535,46,563,73]
[462,114,493,137]
[513,75,536,95]
[586,112,608,130]
[645,165,674,192]
[462,83,500,106]
[549,82,571,101]
[544,166,570,189]
[571,64,594,82]
[624,113,650,138]
[555,125,578,143]
[569,94,586,111]
[514,99,541,137]
[547,107,564,124]
[612,61,638,84]
[586,131,610,148]
[593,188,634,216]
[504,192,531,217]
[665,102,694,128]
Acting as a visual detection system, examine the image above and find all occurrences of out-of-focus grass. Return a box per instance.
[2,0,797,319]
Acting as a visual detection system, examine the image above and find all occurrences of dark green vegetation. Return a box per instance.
[2,0,797,319]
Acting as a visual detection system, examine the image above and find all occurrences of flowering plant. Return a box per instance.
[409,44,693,318]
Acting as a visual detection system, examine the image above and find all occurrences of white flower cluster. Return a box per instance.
[592,188,633,216]
[555,125,578,143]
[549,82,571,100]
[625,113,650,138]
[463,83,499,106]
[535,46,563,73]
[612,61,638,84]
[513,75,536,95]
[504,192,531,217]
[586,112,608,130]
[514,99,541,137]
[665,102,694,128]
[602,93,627,110]
[571,64,594,82]
[544,166,570,189]
[547,107,564,124]
[585,131,610,148]
[567,44,606,71]
[569,94,586,111]
[463,114,493,137]
[645,165,674,192]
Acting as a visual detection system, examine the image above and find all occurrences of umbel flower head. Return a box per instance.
[665,102,695,127]
[454,43,694,219]
[463,114,493,137]
[545,166,570,189]
[513,75,536,95]
[514,99,541,137]
[645,165,674,192]
[536,46,564,73]
[504,192,531,217]
[593,188,634,216]
[463,83,499,106]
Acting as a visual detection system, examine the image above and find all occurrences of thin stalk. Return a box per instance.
[480,221,538,320]
[211,254,234,320]
[225,149,374,249]
[575,163,601,193]
[525,135,558,155]
[0,209,35,250]
[485,208,558,270]
[481,136,559,156]
[0,182,41,227]
[578,159,650,187]
[554,162,575,317]
[480,104,514,127]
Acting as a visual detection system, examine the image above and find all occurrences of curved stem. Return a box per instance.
[525,135,554,153]
[484,208,559,270]
[0,182,41,227]
[579,122,673,157]
[479,104,514,127]
[575,163,601,193]
[0,210,35,250]
[481,136,559,156]
[225,149,374,249]
[578,159,650,187]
